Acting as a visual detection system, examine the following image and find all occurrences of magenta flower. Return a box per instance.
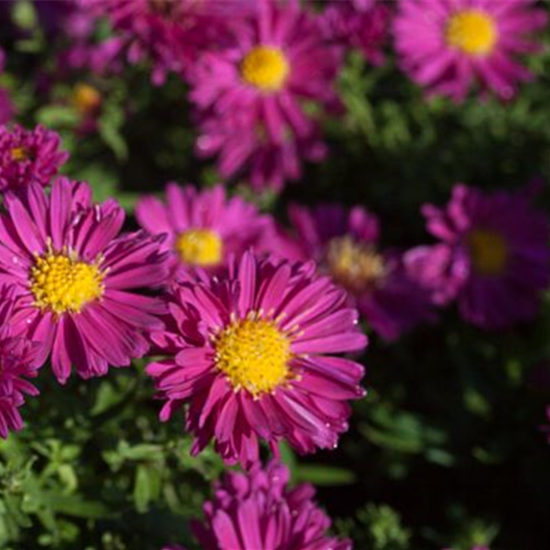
[0,288,40,439]
[190,0,342,190]
[96,0,253,85]
[0,178,168,383]
[147,251,366,466]
[135,183,273,280]
[393,0,548,101]
[0,124,69,192]
[287,204,435,341]
[321,0,391,66]
[190,461,352,550]
[405,184,550,329]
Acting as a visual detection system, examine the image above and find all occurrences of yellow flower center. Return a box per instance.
[30,251,105,314]
[73,83,102,115]
[241,46,290,92]
[446,10,497,56]
[467,229,508,276]
[326,236,385,293]
[10,147,28,162]
[175,229,223,267]
[214,316,292,396]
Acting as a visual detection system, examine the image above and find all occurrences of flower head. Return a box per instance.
[406,184,550,329]
[0,287,41,439]
[135,183,273,280]
[189,461,352,550]
[321,0,391,66]
[393,0,548,101]
[147,251,366,466]
[190,0,342,190]
[287,204,435,341]
[0,178,169,383]
[0,124,69,192]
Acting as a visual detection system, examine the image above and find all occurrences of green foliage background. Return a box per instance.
[1,2,550,549]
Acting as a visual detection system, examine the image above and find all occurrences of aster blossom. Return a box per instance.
[0,124,69,192]
[287,203,435,341]
[0,288,41,439]
[0,178,168,383]
[190,0,342,190]
[189,461,352,550]
[393,0,548,102]
[405,184,550,329]
[147,250,366,466]
[135,183,273,280]
[92,0,254,85]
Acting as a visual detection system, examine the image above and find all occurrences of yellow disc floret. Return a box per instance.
[73,83,102,115]
[326,236,385,293]
[446,10,497,56]
[467,228,508,276]
[10,147,28,162]
[30,250,105,314]
[175,229,223,267]
[214,316,292,396]
[241,46,290,92]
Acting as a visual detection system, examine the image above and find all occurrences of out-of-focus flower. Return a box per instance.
[0,178,169,383]
[0,288,40,439]
[93,0,253,85]
[406,183,550,329]
[135,183,273,281]
[287,203,435,341]
[0,124,69,192]
[190,0,342,190]
[393,0,548,101]
[190,461,352,550]
[147,251,366,467]
[321,0,391,65]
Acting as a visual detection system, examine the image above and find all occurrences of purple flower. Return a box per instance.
[0,124,69,192]
[406,184,550,329]
[287,203,435,341]
[321,0,391,66]
[190,461,352,550]
[189,0,342,190]
[0,288,40,439]
[0,178,169,383]
[147,251,366,467]
[393,0,548,101]
[135,183,274,280]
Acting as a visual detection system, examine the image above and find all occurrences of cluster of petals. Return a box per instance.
[321,0,391,66]
[406,183,550,329]
[189,0,342,190]
[0,124,69,192]
[189,461,352,550]
[393,0,548,102]
[135,183,274,280]
[147,250,366,467]
[0,287,41,439]
[0,178,169,383]
[286,203,435,341]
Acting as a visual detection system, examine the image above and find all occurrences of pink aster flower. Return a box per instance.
[189,461,352,550]
[405,184,550,329]
[94,0,254,85]
[287,204,435,341]
[0,178,169,384]
[0,288,40,439]
[0,124,69,192]
[135,183,274,280]
[147,251,366,467]
[190,0,342,190]
[321,0,391,66]
[393,0,548,101]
